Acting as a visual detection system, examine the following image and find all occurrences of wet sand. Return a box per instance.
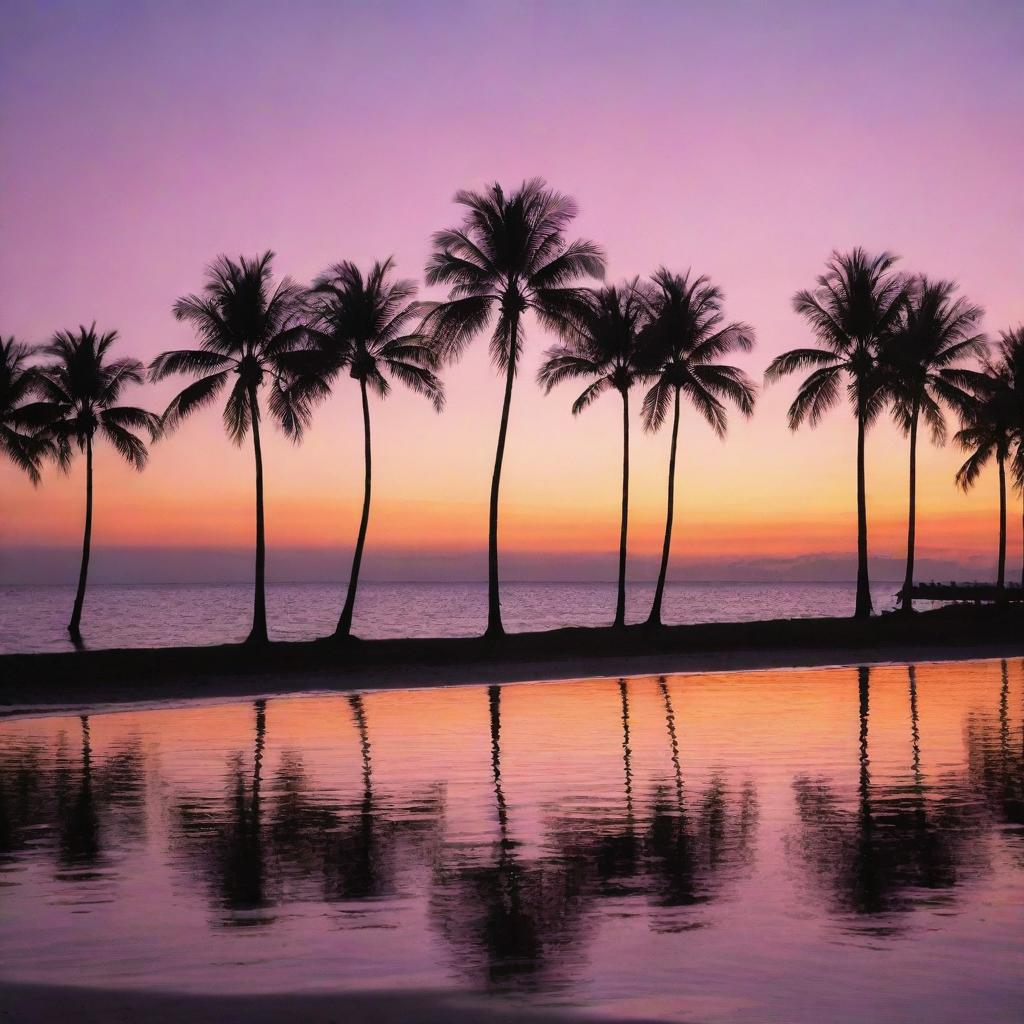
[2,605,1022,717]
[0,983,662,1024]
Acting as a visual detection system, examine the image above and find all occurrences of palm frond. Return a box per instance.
[101,420,150,470]
[161,371,231,432]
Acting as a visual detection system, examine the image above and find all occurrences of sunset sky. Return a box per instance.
[2,0,1022,584]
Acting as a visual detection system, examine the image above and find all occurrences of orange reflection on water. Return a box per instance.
[0,659,1021,1022]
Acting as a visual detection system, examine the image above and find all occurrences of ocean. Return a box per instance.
[0,580,900,654]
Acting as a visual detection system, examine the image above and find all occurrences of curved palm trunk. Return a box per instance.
[855,409,873,619]
[1020,492,1023,589]
[647,388,681,627]
[900,407,919,614]
[68,434,93,641]
[485,308,521,639]
[615,388,630,628]
[247,387,268,645]
[337,379,372,638]
[996,453,1007,606]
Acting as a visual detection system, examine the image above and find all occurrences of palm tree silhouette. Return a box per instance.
[766,249,910,618]
[537,283,650,627]
[302,259,444,638]
[1,336,48,483]
[422,179,605,637]
[640,269,756,627]
[954,345,1019,604]
[880,278,984,611]
[995,327,1024,586]
[151,252,314,644]
[34,325,159,641]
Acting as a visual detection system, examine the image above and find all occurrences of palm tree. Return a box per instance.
[765,249,910,619]
[537,282,649,627]
[880,278,985,612]
[1,336,46,483]
[150,252,313,644]
[422,179,605,638]
[34,325,159,640]
[302,259,444,639]
[953,350,1018,605]
[996,326,1024,586]
[640,269,756,627]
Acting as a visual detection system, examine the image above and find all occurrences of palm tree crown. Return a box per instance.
[304,258,443,410]
[881,278,984,443]
[1,336,46,483]
[537,281,650,411]
[151,251,313,441]
[641,269,756,627]
[954,351,1017,492]
[765,248,911,619]
[422,178,605,637]
[302,258,444,638]
[35,324,159,469]
[422,178,606,369]
[640,269,756,436]
[765,249,908,430]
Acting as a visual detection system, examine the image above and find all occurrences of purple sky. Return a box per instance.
[2,0,1022,584]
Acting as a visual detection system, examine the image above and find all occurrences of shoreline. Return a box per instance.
[2,604,1022,718]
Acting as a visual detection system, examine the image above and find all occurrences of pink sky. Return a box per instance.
[1,0,1022,583]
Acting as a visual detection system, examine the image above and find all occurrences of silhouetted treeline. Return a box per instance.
[5,180,1024,643]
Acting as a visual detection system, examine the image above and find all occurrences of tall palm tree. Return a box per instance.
[880,278,985,612]
[537,282,650,627]
[1,336,46,483]
[150,252,313,645]
[953,350,1017,605]
[996,326,1024,586]
[765,249,910,619]
[302,259,444,639]
[640,269,756,627]
[34,325,159,640]
[422,179,605,638]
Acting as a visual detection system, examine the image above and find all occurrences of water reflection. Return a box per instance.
[0,714,145,887]
[0,661,1022,1019]
[430,686,591,989]
[174,697,443,926]
[792,666,985,932]
[324,694,442,901]
[644,679,758,920]
[966,660,1024,857]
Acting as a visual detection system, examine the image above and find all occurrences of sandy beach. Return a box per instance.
[3,605,1022,717]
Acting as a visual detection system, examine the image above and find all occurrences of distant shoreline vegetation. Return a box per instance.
[3,178,1023,644]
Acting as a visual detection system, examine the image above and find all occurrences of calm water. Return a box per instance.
[0,581,901,653]
[0,659,1021,1022]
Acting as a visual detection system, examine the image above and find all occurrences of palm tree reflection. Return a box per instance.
[966,660,1024,858]
[430,685,589,990]
[792,666,983,932]
[592,680,640,889]
[0,715,145,884]
[175,700,273,924]
[645,680,758,918]
[323,694,441,901]
[175,696,442,925]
